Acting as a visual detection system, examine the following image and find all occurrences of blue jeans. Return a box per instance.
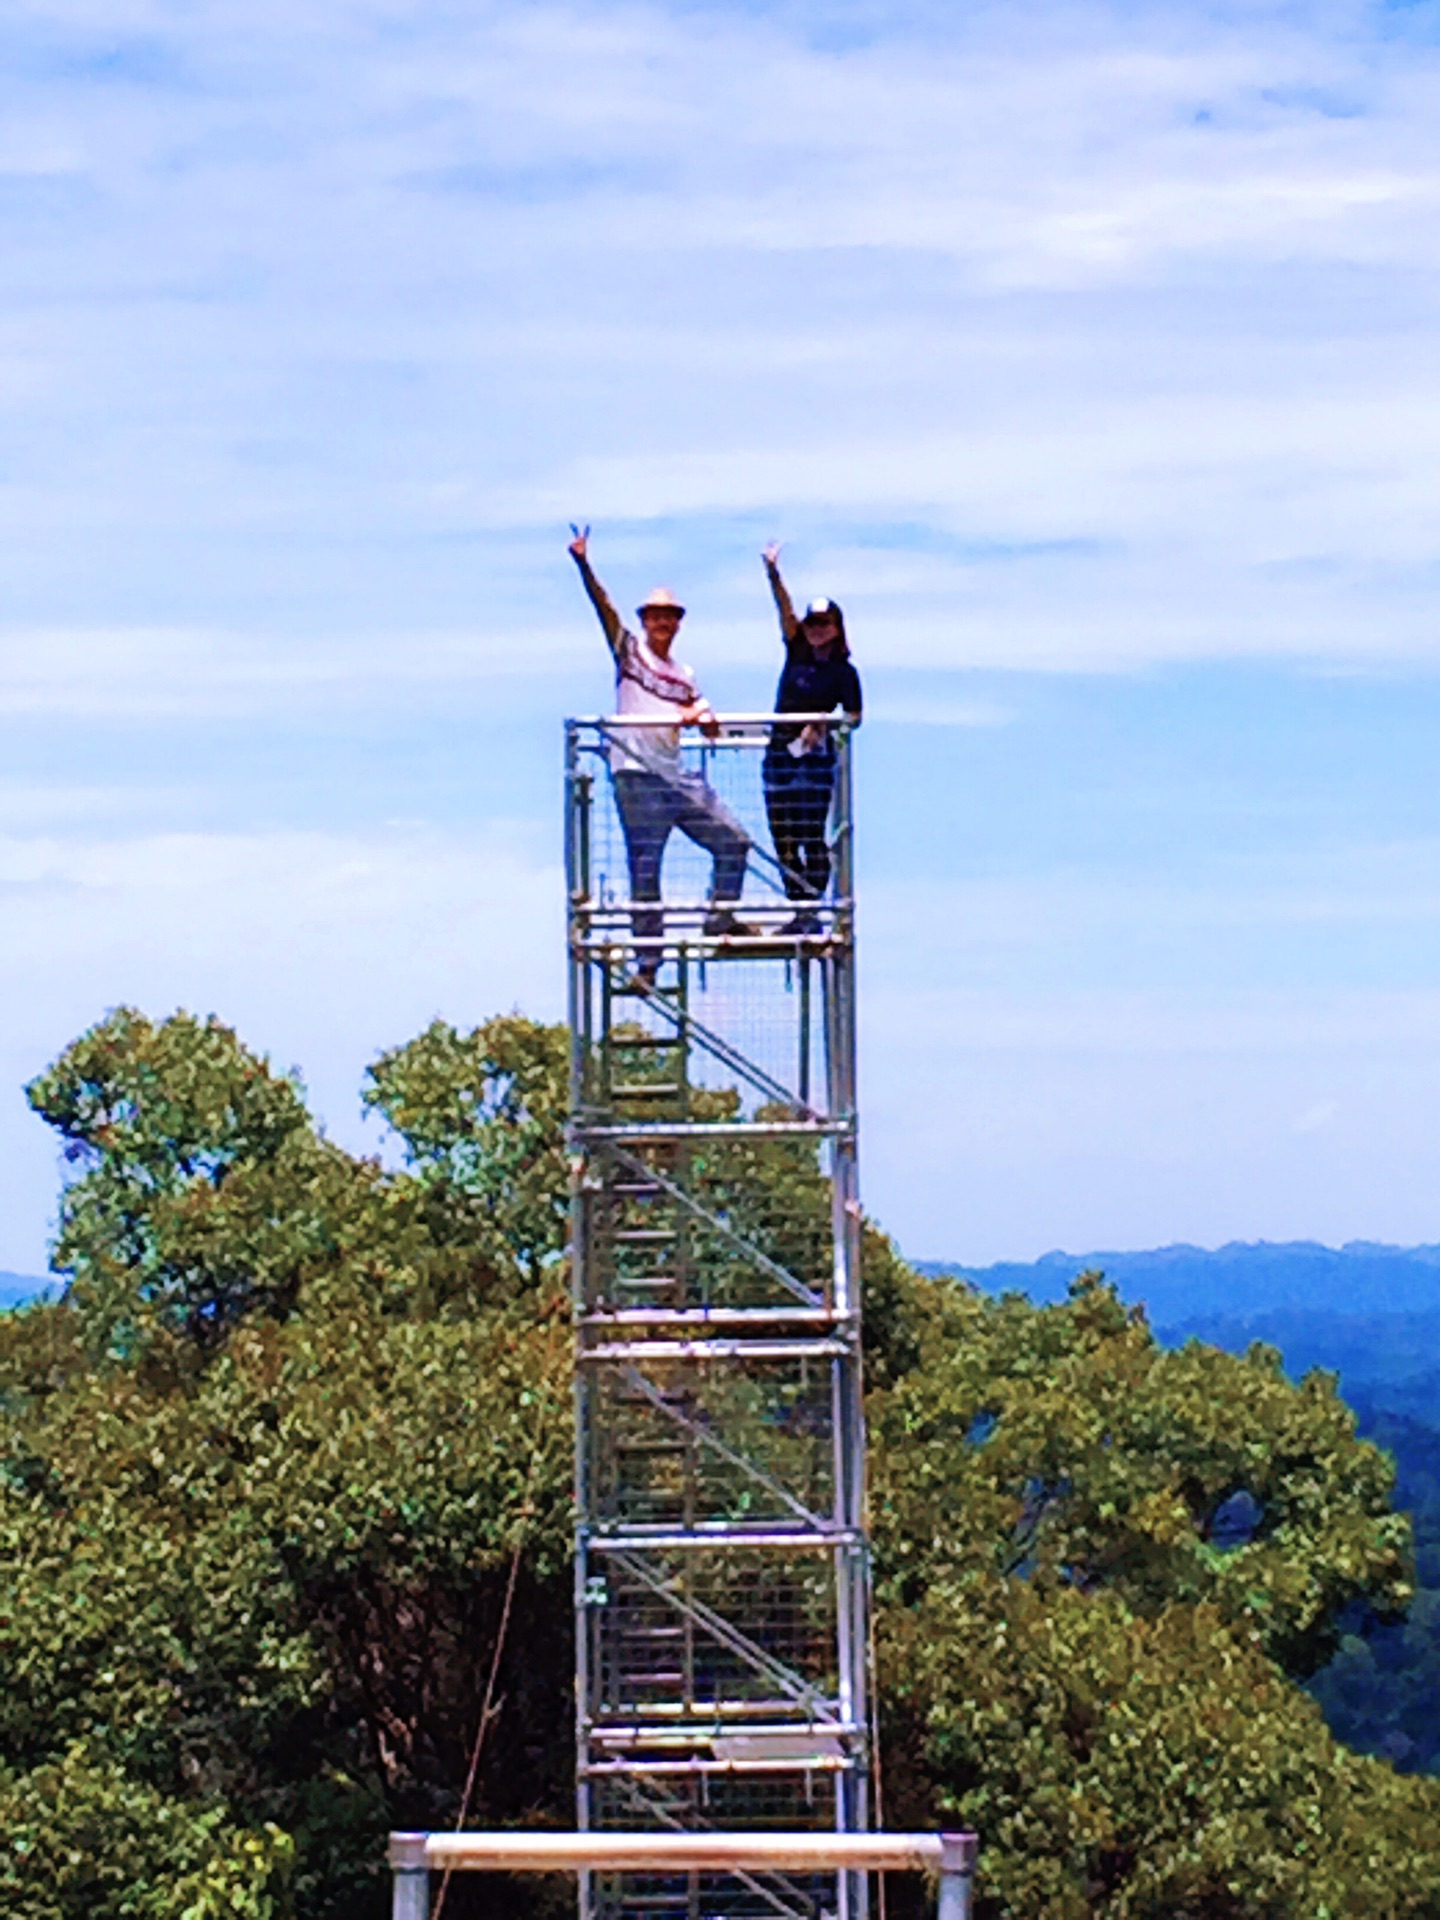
[612,769,751,946]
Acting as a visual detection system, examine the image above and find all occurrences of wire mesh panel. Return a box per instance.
[567,717,871,1920]
[579,1136,835,1315]
[586,1357,838,1532]
[573,718,853,916]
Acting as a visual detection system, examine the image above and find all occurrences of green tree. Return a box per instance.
[5,1005,1440,1918]
[364,1016,571,1301]
[1308,1408,1440,1778]
[871,1271,1440,1916]
[0,1745,293,1920]
[25,1008,364,1355]
[6,1009,576,1920]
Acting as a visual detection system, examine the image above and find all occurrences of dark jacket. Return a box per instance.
[763,558,863,762]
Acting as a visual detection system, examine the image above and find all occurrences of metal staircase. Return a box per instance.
[566,718,871,1920]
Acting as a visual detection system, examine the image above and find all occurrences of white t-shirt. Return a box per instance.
[610,627,701,776]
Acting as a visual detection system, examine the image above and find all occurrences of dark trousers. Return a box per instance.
[612,768,750,946]
[763,754,836,901]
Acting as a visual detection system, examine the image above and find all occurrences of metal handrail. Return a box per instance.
[568,714,857,727]
[389,1831,977,1920]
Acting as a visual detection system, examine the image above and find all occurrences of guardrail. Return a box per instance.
[388,1830,978,1920]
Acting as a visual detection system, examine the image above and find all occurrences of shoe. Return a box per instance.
[703,911,761,938]
[780,911,822,937]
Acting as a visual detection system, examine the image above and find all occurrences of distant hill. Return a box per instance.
[0,1271,53,1311]
[1158,1310,1440,1430]
[916,1239,1440,1321]
[916,1241,1440,1427]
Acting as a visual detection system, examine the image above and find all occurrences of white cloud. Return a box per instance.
[4,0,1440,683]
[865,698,1012,727]
[0,820,564,1269]
[7,0,1440,1271]
[0,625,592,716]
[863,980,1440,1263]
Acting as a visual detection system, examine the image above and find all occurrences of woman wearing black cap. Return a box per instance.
[760,543,863,934]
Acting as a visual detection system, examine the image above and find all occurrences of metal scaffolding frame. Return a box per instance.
[566,716,872,1920]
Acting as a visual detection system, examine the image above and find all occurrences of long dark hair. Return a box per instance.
[798,597,850,661]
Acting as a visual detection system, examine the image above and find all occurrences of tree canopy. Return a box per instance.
[870,1271,1436,1917]
[3,1005,1438,1917]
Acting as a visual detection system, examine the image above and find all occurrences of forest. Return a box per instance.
[927,1251,1440,1786]
[3,1007,1440,1919]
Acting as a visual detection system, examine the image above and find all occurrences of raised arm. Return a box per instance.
[569,526,624,657]
[762,542,801,645]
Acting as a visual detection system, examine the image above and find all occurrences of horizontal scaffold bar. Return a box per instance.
[390,1831,976,1874]
[581,1338,850,1363]
[573,1120,853,1141]
[567,712,855,733]
[581,1308,855,1329]
[579,1755,855,1777]
[575,902,853,921]
[574,932,849,953]
[586,1526,861,1550]
[587,1717,863,1742]
[588,1701,839,1726]
[574,915,853,934]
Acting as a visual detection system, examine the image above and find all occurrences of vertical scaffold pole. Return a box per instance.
[388,1835,428,1920]
[937,1834,978,1920]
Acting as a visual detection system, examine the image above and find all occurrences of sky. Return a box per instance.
[6,0,1440,1271]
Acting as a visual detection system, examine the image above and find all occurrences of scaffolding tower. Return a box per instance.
[565,716,871,1920]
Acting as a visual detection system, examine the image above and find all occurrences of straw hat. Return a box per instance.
[638,587,686,616]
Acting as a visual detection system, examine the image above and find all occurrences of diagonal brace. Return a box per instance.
[616,979,818,1122]
[618,1363,833,1535]
[610,1549,839,1726]
[606,1143,822,1310]
[612,1777,819,1920]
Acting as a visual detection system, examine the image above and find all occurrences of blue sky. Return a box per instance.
[6,0,1440,1270]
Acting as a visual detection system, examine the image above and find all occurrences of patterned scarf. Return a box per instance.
[618,628,695,705]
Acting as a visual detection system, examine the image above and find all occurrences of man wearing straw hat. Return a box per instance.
[569,527,753,992]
